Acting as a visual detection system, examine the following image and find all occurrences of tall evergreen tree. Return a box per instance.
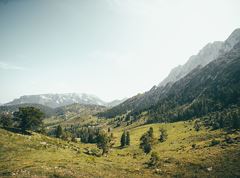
[148,127,154,138]
[120,131,126,147]
[159,127,168,142]
[126,131,130,146]
[56,125,63,138]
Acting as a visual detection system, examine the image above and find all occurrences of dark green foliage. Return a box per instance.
[224,135,234,144]
[126,131,130,146]
[140,127,154,154]
[61,130,72,141]
[148,127,153,138]
[76,127,100,143]
[210,139,220,146]
[99,43,240,131]
[13,107,44,131]
[120,131,130,147]
[202,107,240,130]
[159,127,168,142]
[148,152,160,167]
[120,131,126,147]
[96,131,115,155]
[0,112,13,128]
[0,104,56,117]
[194,120,201,131]
[56,125,63,138]
[192,143,196,149]
[232,111,240,129]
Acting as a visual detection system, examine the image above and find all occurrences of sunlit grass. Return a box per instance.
[0,120,239,177]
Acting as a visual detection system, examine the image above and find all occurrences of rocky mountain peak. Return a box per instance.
[158,28,240,87]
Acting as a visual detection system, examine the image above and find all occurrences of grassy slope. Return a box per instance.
[0,121,239,178]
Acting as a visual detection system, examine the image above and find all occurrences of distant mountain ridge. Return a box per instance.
[5,93,125,108]
[159,28,240,87]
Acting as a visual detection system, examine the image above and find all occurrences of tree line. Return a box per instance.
[0,107,44,133]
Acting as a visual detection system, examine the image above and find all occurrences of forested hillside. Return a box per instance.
[99,37,240,129]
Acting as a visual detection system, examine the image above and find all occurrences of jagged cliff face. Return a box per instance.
[159,28,240,87]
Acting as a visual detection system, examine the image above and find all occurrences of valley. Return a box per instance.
[1,3,240,177]
[1,120,239,178]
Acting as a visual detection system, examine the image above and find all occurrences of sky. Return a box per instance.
[0,0,240,103]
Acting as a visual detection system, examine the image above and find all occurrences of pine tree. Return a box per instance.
[159,127,168,142]
[126,131,130,146]
[120,131,126,147]
[148,152,160,167]
[148,127,154,138]
[56,125,63,138]
[13,107,44,132]
[140,127,154,154]
[97,131,113,155]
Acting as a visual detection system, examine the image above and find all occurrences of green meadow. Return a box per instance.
[0,120,239,178]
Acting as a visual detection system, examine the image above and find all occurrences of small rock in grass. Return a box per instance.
[207,167,212,171]
[155,169,162,174]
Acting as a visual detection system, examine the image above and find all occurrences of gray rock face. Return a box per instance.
[106,98,128,107]
[159,28,240,87]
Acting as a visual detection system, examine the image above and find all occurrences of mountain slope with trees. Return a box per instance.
[99,30,240,128]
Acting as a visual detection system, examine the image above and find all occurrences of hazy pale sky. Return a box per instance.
[0,0,240,103]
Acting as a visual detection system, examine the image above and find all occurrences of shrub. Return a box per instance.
[209,139,220,146]
[84,148,102,157]
[192,143,196,149]
[159,128,168,142]
[194,120,201,131]
[97,130,115,155]
[224,135,234,144]
[148,152,160,168]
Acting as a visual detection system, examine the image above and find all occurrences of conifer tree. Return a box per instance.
[97,131,114,155]
[120,131,126,147]
[126,131,130,146]
[13,107,44,132]
[56,125,63,138]
[159,127,168,142]
[140,127,154,154]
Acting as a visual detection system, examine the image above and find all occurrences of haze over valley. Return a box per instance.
[0,1,240,178]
